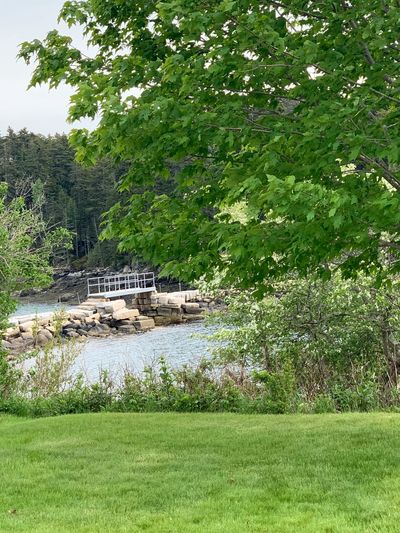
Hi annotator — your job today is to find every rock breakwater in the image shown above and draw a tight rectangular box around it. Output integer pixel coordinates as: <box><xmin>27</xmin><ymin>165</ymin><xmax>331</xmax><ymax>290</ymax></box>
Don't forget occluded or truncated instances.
<box><xmin>2</xmin><ymin>290</ymin><xmax>218</xmax><ymax>355</ymax></box>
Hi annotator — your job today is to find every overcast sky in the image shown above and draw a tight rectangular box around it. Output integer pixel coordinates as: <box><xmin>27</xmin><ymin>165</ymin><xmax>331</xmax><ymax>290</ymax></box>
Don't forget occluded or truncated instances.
<box><xmin>0</xmin><ymin>0</ymin><xmax>90</xmax><ymax>135</ymax></box>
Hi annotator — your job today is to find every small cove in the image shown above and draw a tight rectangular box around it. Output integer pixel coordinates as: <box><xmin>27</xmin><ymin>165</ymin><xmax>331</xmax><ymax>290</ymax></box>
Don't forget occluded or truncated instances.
<box><xmin>15</xmin><ymin>302</ymin><xmax>213</xmax><ymax>381</ymax></box>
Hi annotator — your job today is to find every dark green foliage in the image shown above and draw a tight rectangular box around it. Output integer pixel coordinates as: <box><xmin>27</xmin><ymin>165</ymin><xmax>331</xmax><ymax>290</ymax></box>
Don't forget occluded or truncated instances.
<box><xmin>0</xmin><ymin>129</ymin><xmax>122</xmax><ymax>266</ymax></box>
<box><xmin>19</xmin><ymin>1</ymin><xmax>400</xmax><ymax>289</ymax></box>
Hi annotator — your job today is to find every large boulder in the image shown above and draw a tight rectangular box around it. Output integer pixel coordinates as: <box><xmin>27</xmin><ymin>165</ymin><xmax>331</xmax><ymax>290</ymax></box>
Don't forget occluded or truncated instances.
<box><xmin>39</xmin><ymin>329</ymin><xmax>53</xmax><ymax>341</ymax></box>
<box><xmin>68</xmin><ymin>309</ymin><xmax>91</xmax><ymax>320</ymax></box>
<box><xmin>36</xmin><ymin>332</ymin><xmax>52</xmax><ymax>347</ymax></box>
<box><xmin>98</xmin><ymin>299</ymin><xmax>126</xmax><ymax>314</ymax></box>
<box><xmin>113</xmin><ymin>308</ymin><xmax>140</xmax><ymax>321</ymax></box>
<box><xmin>118</xmin><ymin>325</ymin><xmax>136</xmax><ymax>334</ymax></box>
<box><xmin>154</xmin><ymin>316</ymin><xmax>172</xmax><ymax>327</ymax></box>
<box><xmin>182</xmin><ymin>303</ymin><xmax>203</xmax><ymax>314</ymax></box>
<box><xmin>19</xmin><ymin>321</ymin><xmax>35</xmax><ymax>333</ymax></box>
<box><xmin>133</xmin><ymin>318</ymin><xmax>155</xmax><ymax>331</ymax></box>
<box><xmin>157</xmin><ymin>306</ymin><xmax>172</xmax><ymax>316</ymax></box>
<box><xmin>5</xmin><ymin>327</ymin><xmax>20</xmax><ymax>338</ymax></box>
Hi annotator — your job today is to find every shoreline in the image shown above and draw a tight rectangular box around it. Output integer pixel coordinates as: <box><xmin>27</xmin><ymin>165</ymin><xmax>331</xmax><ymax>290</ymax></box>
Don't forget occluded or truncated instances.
<box><xmin>3</xmin><ymin>290</ymin><xmax>220</xmax><ymax>355</ymax></box>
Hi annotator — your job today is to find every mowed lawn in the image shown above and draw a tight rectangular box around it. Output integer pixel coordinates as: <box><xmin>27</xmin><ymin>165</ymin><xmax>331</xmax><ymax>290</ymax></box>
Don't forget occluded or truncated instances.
<box><xmin>0</xmin><ymin>413</ymin><xmax>400</xmax><ymax>532</ymax></box>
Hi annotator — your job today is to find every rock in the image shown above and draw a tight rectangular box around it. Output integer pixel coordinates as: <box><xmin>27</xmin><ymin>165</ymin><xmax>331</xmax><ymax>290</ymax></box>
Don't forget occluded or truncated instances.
<box><xmin>168</xmin><ymin>297</ymin><xmax>185</xmax><ymax>305</ymax></box>
<box><xmin>182</xmin><ymin>314</ymin><xmax>204</xmax><ymax>322</ymax></box>
<box><xmin>102</xmin><ymin>299</ymin><xmax>127</xmax><ymax>314</ymax></box>
<box><xmin>5</xmin><ymin>327</ymin><xmax>20</xmax><ymax>338</ymax></box>
<box><xmin>96</xmin><ymin>323</ymin><xmax>110</xmax><ymax>332</ymax></box>
<box><xmin>68</xmin><ymin>310</ymin><xmax>90</xmax><ymax>320</ymax></box>
<box><xmin>63</xmin><ymin>322</ymin><xmax>80</xmax><ymax>331</ymax></box>
<box><xmin>133</xmin><ymin>318</ymin><xmax>155</xmax><ymax>331</ymax></box>
<box><xmin>66</xmin><ymin>331</ymin><xmax>80</xmax><ymax>338</ymax></box>
<box><xmin>154</xmin><ymin>316</ymin><xmax>172</xmax><ymax>326</ymax></box>
<box><xmin>77</xmin><ymin>329</ymin><xmax>89</xmax><ymax>337</ymax></box>
<box><xmin>157</xmin><ymin>295</ymin><xmax>169</xmax><ymax>305</ymax></box>
<box><xmin>36</xmin><ymin>333</ymin><xmax>50</xmax><ymax>347</ymax></box>
<box><xmin>78</xmin><ymin>304</ymin><xmax>98</xmax><ymax>312</ymax></box>
<box><xmin>158</xmin><ymin>307</ymin><xmax>172</xmax><ymax>316</ymax></box>
<box><xmin>182</xmin><ymin>302</ymin><xmax>200</xmax><ymax>311</ymax></box>
<box><xmin>19</xmin><ymin>321</ymin><xmax>35</xmax><ymax>333</ymax></box>
<box><xmin>1</xmin><ymin>340</ymin><xmax>12</xmax><ymax>350</ymax></box>
<box><xmin>39</xmin><ymin>329</ymin><xmax>53</xmax><ymax>341</ymax></box>
<box><xmin>118</xmin><ymin>325</ymin><xmax>136</xmax><ymax>334</ymax></box>
<box><xmin>170</xmin><ymin>315</ymin><xmax>184</xmax><ymax>324</ymax></box>
<box><xmin>112</xmin><ymin>308</ymin><xmax>140</xmax><ymax>321</ymax></box>
<box><xmin>58</xmin><ymin>292</ymin><xmax>76</xmax><ymax>302</ymax></box>
<box><xmin>185</xmin><ymin>307</ymin><xmax>205</xmax><ymax>315</ymax></box>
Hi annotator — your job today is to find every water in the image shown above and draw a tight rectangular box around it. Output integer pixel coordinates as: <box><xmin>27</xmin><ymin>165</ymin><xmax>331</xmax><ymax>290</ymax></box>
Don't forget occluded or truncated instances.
<box><xmin>15</xmin><ymin>303</ymin><xmax>215</xmax><ymax>381</ymax></box>
<box><xmin>76</xmin><ymin>322</ymin><xmax>212</xmax><ymax>382</ymax></box>
<box><xmin>13</xmin><ymin>302</ymin><xmax>70</xmax><ymax>318</ymax></box>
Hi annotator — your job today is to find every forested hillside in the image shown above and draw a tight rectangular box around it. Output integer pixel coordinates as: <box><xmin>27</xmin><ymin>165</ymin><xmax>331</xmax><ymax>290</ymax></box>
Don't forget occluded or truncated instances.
<box><xmin>0</xmin><ymin>128</ymin><xmax>126</xmax><ymax>268</ymax></box>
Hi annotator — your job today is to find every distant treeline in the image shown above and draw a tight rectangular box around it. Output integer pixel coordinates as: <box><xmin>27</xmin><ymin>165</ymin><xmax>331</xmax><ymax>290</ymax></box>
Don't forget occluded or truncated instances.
<box><xmin>0</xmin><ymin>128</ymin><xmax>128</xmax><ymax>269</ymax></box>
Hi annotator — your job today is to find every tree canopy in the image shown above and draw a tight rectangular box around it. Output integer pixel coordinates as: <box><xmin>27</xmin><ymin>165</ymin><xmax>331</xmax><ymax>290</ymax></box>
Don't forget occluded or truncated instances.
<box><xmin>20</xmin><ymin>1</ymin><xmax>400</xmax><ymax>289</ymax></box>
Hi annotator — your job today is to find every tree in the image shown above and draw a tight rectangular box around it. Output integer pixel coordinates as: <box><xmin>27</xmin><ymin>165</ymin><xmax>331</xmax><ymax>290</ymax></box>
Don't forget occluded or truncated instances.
<box><xmin>20</xmin><ymin>1</ymin><xmax>400</xmax><ymax>289</ymax></box>
<box><xmin>0</xmin><ymin>130</ymin><xmax>123</xmax><ymax>266</ymax></box>
<box><xmin>0</xmin><ymin>183</ymin><xmax>70</xmax><ymax>331</ymax></box>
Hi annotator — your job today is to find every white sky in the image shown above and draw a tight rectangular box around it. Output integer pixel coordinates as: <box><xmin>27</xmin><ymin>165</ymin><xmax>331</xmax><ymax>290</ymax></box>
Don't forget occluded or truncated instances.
<box><xmin>0</xmin><ymin>0</ymin><xmax>91</xmax><ymax>135</ymax></box>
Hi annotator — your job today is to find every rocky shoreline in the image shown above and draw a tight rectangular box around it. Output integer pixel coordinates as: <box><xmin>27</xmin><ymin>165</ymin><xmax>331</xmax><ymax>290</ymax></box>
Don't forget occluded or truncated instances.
<box><xmin>3</xmin><ymin>290</ymin><xmax>220</xmax><ymax>355</ymax></box>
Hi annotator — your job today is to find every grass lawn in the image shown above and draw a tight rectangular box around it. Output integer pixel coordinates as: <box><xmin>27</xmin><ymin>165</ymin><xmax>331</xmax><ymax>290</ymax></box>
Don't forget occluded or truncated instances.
<box><xmin>0</xmin><ymin>413</ymin><xmax>399</xmax><ymax>532</ymax></box>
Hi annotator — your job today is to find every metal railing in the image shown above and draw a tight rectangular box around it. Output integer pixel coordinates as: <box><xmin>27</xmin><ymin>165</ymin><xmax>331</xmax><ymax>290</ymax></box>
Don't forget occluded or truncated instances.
<box><xmin>87</xmin><ymin>272</ymin><xmax>156</xmax><ymax>297</ymax></box>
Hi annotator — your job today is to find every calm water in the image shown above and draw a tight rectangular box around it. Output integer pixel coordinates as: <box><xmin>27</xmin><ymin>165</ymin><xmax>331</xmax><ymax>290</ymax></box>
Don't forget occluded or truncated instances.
<box><xmin>16</xmin><ymin>303</ymin><xmax>213</xmax><ymax>381</ymax></box>
<box><xmin>13</xmin><ymin>302</ymin><xmax>71</xmax><ymax>317</ymax></box>
<box><xmin>76</xmin><ymin>322</ymin><xmax>212</xmax><ymax>381</ymax></box>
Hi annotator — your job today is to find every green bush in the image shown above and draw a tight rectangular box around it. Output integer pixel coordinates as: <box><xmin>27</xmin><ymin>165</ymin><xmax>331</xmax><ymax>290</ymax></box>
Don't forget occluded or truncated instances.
<box><xmin>207</xmin><ymin>274</ymin><xmax>400</xmax><ymax>411</ymax></box>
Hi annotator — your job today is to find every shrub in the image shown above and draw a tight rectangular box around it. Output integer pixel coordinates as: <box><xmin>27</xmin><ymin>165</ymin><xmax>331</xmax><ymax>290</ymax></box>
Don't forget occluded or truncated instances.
<box><xmin>207</xmin><ymin>274</ymin><xmax>400</xmax><ymax>409</ymax></box>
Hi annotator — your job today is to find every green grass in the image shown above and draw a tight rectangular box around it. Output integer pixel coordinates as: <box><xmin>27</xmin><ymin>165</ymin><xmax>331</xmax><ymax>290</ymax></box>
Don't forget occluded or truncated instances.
<box><xmin>0</xmin><ymin>413</ymin><xmax>400</xmax><ymax>532</ymax></box>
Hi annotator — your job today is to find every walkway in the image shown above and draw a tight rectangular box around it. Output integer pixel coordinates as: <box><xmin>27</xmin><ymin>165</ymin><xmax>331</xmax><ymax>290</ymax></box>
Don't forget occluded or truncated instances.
<box><xmin>87</xmin><ymin>272</ymin><xmax>156</xmax><ymax>298</ymax></box>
